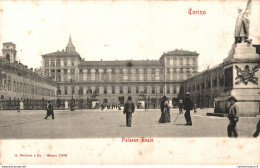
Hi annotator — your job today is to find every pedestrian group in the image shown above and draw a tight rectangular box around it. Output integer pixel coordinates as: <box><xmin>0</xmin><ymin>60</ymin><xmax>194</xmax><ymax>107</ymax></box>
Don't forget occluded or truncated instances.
<box><xmin>43</xmin><ymin>93</ymin><xmax>259</xmax><ymax>138</ymax></box>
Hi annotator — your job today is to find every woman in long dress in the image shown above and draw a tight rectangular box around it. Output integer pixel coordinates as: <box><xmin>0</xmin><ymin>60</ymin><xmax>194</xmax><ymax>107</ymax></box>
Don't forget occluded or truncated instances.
<box><xmin>164</xmin><ymin>98</ymin><xmax>171</xmax><ymax>122</ymax></box>
<box><xmin>159</xmin><ymin>96</ymin><xmax>171</xmax><ymax>123</ymax></box>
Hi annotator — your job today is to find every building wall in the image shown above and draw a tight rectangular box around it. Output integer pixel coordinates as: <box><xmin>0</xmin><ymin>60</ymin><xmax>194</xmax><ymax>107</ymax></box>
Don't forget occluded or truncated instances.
<box><xmin>41</xmin><ymin>38</ymin><xmax>199</xmax><ymax>106</ymax></box>
<box><xmin>0</xmin><ymin>58</ymin><xmax>56</xmax><ymax>101</ymax></box>
<box><xmin>182</xmin><ymin>64</ymin><xmax>225</xmax><ymax>108</ymax></box>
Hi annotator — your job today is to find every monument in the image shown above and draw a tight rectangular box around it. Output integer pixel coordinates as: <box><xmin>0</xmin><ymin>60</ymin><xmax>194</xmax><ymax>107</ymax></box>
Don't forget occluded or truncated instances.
<box><xmin>214</xmin><ymin>0</ymin><xmax>260</xmax><ymax>117</ymax></box>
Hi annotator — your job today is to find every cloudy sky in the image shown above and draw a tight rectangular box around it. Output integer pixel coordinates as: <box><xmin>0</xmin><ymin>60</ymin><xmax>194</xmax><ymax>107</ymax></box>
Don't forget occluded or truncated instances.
<box><xmin>0</xmin><ymin>0</ymin><xmax>259</xmax><ymax>71</ymax></box>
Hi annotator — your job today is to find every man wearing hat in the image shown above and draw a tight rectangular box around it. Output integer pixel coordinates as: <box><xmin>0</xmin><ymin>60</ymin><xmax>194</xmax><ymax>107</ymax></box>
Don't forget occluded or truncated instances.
<box><xmin>227</xmin><ymin>96</ymin><xmax>239</xmax><ymax>137</ymax></box>
<box><xmin>183</xmin><ymin>92</ymin><xmax>194</xmax><ymax>126</ymax></box>
<box><xmin>44</xmin><ymin>100</ymin><xmax>54</xmax><ymax>120</ymax></box>
<box><xmin>123</xmin><ymin>96</ymin><xmax>135</xmax><ymax>127</ymax></box>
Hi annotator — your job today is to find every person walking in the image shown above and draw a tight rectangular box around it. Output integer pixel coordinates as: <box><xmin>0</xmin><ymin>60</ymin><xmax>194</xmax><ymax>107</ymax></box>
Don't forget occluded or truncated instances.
<box><xmin>159</xmin><ymin>96</ymin><xmax>166</xmax><ymax>123</ymax></box>
<box><xmin>123</xmin><ymin>96</ymin><xmax>135</xmax><ymax>127</ymax></box>
<box><xmin>179</xmin><ymin>99</ymin><xmax>183</xmax><ymax>114</ymax></box>
<box><xmin>164</xmin><ymin>97</ymin><xmax>171</xmax><ymax>122</ymax></box>
<box><xmin>145</xmin><ymin>100</ymin><xmax>148</xmax><ymax>111</ymax></box>
<box><xmin>227</xmin><ymin>96</ymin><xmax>239</xmax><ymax>138</ymax></box>
<box><xmin>183</xmin><ymin>92</ymin><xmax>194</xmax><ymax>126</ymax></box>
<box><xmin>44</xmin><ymin>100</ymin><xmax>54</xmax><ymax>120</ymax></box>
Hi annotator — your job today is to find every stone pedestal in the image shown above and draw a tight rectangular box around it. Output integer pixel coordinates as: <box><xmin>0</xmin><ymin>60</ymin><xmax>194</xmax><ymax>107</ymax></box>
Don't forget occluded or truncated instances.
<box><xmin>65</xmin><ymin>101</ymin><xmax>69</xmax><ymax>109</ymax></box>
<box><xmin>214</xmin><ymin>43</ymin><xmax>260</xmax><ymax>116</ymax></box>
<box><xmin>20</xmin><ymin>101</ymin><xmax>24</xmax><ymax>110</ymax></box>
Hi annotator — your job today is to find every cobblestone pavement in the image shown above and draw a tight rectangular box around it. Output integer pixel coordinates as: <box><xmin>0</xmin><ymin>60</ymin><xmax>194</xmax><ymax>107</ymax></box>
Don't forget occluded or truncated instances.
<box><xmin>0</xmin><ymin>108</ymin><xmax>259</xmax><ymax>138</ymax></box>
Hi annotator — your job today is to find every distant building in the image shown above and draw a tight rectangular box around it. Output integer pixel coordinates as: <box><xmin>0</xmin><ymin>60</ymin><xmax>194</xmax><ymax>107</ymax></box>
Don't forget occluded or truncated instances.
<box><xmin>0</xmin><ymin>42</ymin><xmax>56</xmax><ymax>110</ymax></box>
<box><xmin>41</xmin><ymin>36</ymin><xmax>199</xmax><ymax>107</ymax></box>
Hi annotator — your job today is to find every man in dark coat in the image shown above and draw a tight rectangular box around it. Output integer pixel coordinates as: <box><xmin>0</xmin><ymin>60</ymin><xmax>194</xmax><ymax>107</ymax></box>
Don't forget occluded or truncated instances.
<box><xmin>123</xmin><ymin>96</ymin><xmax>135</xmax><ymax>127</ymax></box>
<box><xmin>44</xmin><ymin>100</ymin><xmax>54</xmax><ymax>120</ymax></box>
<box><xmin>227</xmin><ymin>96</ymin><xmax>239</xmax><ymax>137</ymax></box>
<box><xmin>183</xmin><ymin>92</ymin><xmax>194</xmax><ymax>126</ymax></box>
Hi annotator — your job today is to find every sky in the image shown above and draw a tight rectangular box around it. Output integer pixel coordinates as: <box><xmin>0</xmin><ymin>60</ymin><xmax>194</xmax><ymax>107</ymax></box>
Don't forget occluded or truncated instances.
<box><xmin>0</xmin><ymin>0</ymin><xmax>259</xmax><ymax>71</ymax></box>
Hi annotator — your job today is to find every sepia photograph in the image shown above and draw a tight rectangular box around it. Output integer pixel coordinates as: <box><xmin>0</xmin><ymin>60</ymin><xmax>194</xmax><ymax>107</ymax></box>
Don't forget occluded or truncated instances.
<box><xmin>0</xmin><ymin>0</ymin><xmax>259</xmax><ymax>166</ymax></box>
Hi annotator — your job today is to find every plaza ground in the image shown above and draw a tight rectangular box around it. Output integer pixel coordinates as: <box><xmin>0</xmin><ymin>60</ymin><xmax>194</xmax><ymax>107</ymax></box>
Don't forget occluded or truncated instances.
<box><xmin>0</xmin><ymin>108</ymin><xmax>259</xmax><ymax>139</ymax></box>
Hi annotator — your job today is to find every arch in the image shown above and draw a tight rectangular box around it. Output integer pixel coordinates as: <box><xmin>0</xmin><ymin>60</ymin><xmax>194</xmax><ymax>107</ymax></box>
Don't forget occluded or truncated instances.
<box><xmin>6</xmin><ymin>54</ymin><xmax>10</xmax><ymax>62</ymax></box>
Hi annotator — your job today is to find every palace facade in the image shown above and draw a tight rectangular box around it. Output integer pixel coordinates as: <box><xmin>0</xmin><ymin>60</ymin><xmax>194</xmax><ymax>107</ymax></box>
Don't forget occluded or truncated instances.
<box><xmin>41</xmin><ymin>36</ymin><xmax>199</xmax><ymax>107</ymax></box>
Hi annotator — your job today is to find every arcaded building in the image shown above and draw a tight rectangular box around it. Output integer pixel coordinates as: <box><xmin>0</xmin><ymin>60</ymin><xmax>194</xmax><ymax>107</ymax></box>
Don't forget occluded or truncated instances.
<box><xmin>182</xmin><ymin>64</ymin><xmax>224</xmax><ymax>108</ymax></box>
<box><xmin>182</xmin><ymin>44</ymin><xmax>260</xmax><ymax>109</ymax></box>
<box><xmin>0</xmin><ymin>42</ymin><xmax>56</xmax><ymax>110</ymax></box>
<box><xmin>41</xmin><ymin>36</ymin><xmax>199</xmax><ymax>107</ymax></box>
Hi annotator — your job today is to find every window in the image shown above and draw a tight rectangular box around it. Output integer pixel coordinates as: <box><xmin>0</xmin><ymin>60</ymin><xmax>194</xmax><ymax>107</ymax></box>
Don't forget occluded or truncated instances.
<box><xmin>57</xmin><ymin>87</ymin><xmax>61</xmax><ymax>95</ymax></box>
<box><xmin>192</xmin><ymin>58</ymin><xmax>196</xmax><ymax>65</ymax></box>
<box><xmin>120</xmin><ymin>86</ymin><xmax>123</xmax><ymax>94</ymax></box>
<box><xmin>104</xmin><ymin>86</ymin><xmax>107</xmax><ymax>94</ymax></box>
<box><xmin>8</xmin><ymin>80</ymin><xmax>11</xmax><ymax>91</ymax></box>
<box><xmin>160</xmin><ymin>85</ymin><xmax>163</xmax><ymax>94</ymax></box>
<box><xmin>51</xmin><ymin>60</ymin><xmax>55</xmax><ymax>67</ymax></box>
<box><xmin>78</xmin><ymin>87</ymin><xmax>83</xmax><ymax>96</ymax></box>
<box><xmin>128</xmin><ymin>86</ymin><xmax>131</xmax><ymax>94</ymax></box>
<box><xmin>65</xmin><ymin>86</ymin><xmax>68</xmax><ymax>95</ymax></box>
<box><xmin>144</xmin><ymin>86</ymin><xmax>147</xmax><ymax>94</ymax></box>
<box><xmin>64</xmin><ymin>60</ymin><xmax>67</xmax><ymax>66</ymax></box>
<box><xmin>112</xmin><ymin>86</ymin><xmax>115</xmax><ymax>94</ymax></box>
<box><xmin>57</xmin><ymin>76</ymin><xmax>61</xmax><ymax>81</ymax></box>
<box><xmin>136</xmin><ymin>86</ymin><xmax>139</xmax><ymax>94</ymax></box>
<box><xmin>71</xmin><ymin>60</ymin><xmax>75</xmax><ymax>66</ymax></box>
<box><xmin>45</xmin><ymin>60</ymin><xmax>49</xmax><ymax>67</ymax></box>
<box><xmin>152</xmin><ymin>86</ymin><xmax>155</xmax><ymax>94</ymax></box>
<box><xmin>174</xmin><ymin>86</ymin><xmax>177</xmax><ymax>94</ymax></box>
<box><xmin>180</xmin><ymin>58</ymin><xmax>183</xmax><ymax>65</ymax></box>
<box><xmin>167</xmin><ymin>85</ymin><xmax>170</xmax><ymax>94</ymax></box>
<box><xmin>56</xmin><ymin>59</ymin><xmax>60</xmax><ymax>67</ymax></box>
<box><xmin>87</xmin><ymin>88</ymin><xmax>92</xmax><ymax>94</ymax></box>
<box><xmin>72</xmin><ymin>86</ymin><xmax>75</xmax><ymax>94</ymax></box>
<box><xmin>186</xmin><ymin>58</ymin><xmax>190</xmax><ymax>65</ymax></box>
<box><xmin>13</xmin><ymin>81</ymin><xmax>16</xmax><ymax>92</ymax></box>
<box><xmin>144</xmin><ymin>69</ymin><xmax>147</xmax><ymax>81</ymax></box>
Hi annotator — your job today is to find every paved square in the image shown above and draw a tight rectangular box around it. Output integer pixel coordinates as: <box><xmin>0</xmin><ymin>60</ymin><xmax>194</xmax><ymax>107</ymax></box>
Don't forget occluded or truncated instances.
<box><xmin>0</xmin><ymin>108</ymin><xmax>259</xmax><ymax>138</ymax></box>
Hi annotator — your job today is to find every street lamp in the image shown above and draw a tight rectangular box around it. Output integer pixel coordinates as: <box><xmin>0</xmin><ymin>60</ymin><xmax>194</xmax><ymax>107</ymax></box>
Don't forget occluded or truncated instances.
<box><xmin>70</xmin><ymin>78</ymin><xmax>75</xmax><ymax>111</ymax></box>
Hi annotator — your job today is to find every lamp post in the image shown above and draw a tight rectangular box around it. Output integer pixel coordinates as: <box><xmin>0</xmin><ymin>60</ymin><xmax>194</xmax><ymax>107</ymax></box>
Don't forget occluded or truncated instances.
<box><xmin>70</xmin><ymin>78</ymin><xmax>75</xmax><ymax>111</ymax></box>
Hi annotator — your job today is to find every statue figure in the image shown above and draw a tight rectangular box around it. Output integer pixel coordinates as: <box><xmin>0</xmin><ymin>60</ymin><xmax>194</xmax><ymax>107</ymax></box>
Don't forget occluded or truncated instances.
<box><xmin>234</xmin><ymin>0</ymin><xmax>252</xmax><ymax>44</ymax></box>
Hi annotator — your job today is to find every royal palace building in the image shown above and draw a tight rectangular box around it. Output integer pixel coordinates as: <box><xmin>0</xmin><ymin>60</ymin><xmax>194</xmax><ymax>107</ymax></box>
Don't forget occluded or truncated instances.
<box><xmin>0</xmin><ymin>42</ymin><xmax>56</xmax><ymax>110</ymax></box>
<box><xmin>41</xmin><ymin>36</ymin><xmax>199</xmax><ymax>108</ymax></box>
<box><xmin>182</xmin><ymin>44</ymin><xmax>260</xmax><ymax>109</ymax></box>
